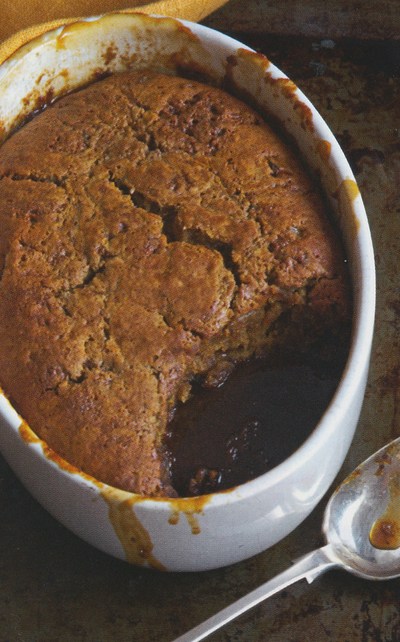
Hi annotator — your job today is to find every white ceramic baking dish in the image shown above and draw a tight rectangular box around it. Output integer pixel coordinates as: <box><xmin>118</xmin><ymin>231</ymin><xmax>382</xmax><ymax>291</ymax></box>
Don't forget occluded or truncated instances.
<box><xmin>0</xmin><ymin>13</ymin><xmax>375</xmax><ymax>572</ymax></box>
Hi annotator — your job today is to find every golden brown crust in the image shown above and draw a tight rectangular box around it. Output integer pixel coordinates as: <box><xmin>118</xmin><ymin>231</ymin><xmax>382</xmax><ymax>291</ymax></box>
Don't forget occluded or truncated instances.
<box><xmin>0</xmin><ymin>71</ymin><xmax>350</xmax><ymax>495</ymax></box>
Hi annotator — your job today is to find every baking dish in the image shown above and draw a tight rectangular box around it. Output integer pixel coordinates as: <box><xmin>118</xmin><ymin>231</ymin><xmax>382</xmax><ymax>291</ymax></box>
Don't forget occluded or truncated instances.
<box><xmin>0</xmin><ymin>13</ymin><xmax>375</xmax><ymax>571</ymax></box>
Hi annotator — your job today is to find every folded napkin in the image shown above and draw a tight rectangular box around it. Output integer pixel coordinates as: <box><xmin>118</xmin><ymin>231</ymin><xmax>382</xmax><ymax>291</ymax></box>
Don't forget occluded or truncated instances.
<box><xmin>0</xmin><ymin>0</ymin><xmax>227</xmax><ymax>63</ymax></box>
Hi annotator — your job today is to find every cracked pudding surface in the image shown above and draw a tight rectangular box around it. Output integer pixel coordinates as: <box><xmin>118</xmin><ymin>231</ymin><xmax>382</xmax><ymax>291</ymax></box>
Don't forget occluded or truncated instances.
<box><xmin>0</xmin><ymin>71</ymin><xmax>350</xmax><ymax>496</ymax></box>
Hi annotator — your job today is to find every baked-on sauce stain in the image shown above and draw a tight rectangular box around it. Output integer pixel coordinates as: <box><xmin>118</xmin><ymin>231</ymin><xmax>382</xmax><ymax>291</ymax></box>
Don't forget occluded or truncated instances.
<box><xmin>164</xmin><ymin>352</ymin><xmax>346</xmax><ymax>497</ymax></box>
<box><xmin>317</xmin><ymin>139</ymin><xmax>332</xmax><ymax>162</ymax></box>
<box><xmin>335</xmin><ymin>178</ymin><xmax>361</xmax><ymax>238</ymax></box>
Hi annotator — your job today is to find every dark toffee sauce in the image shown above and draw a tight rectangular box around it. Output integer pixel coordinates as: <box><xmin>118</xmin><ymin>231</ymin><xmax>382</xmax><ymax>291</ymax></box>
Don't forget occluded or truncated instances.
<box><xmin>164</xmin><ymin>349</ymin><xmax>347</xmax><ymax>497</ymax></box>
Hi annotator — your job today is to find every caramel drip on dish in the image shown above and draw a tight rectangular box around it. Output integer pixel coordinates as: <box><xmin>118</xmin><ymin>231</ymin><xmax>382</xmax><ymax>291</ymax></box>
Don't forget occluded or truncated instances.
<box><xmin>102</xmin><ymin>491</ymin><xmax>166</xmax><ymax>571</ymax></box>
<box><xmin>167</xmin><ymin>495</ymin><xmax>211</xmax><ymax>534</ymax></box>
<box><xmin>339</xmin><ymin>178</ymin><xmax>360</xmax><ymax>203</ymax></box>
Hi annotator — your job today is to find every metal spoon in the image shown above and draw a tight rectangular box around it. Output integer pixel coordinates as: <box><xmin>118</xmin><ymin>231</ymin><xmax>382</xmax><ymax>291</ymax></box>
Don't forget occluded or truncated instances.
<box><xmin>173</xmin><ymin>437</ymin><xmax>400</xmax><ymax>642</ymax></box>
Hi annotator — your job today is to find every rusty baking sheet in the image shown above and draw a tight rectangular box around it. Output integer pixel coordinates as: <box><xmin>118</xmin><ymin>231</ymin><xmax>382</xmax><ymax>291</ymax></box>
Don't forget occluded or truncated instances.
<box><xmin>206</xmin><ymin>0</ymin><xmax>400</xmax><ymax>40</ymax></box>
<box><xmin>0</xmin><ymin>23</ymin><xmax>399</xmax><ymax>642</ymax></box>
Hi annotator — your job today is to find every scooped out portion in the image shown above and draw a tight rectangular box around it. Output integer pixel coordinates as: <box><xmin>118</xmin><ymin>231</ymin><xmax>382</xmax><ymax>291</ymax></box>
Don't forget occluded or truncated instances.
<box><xmin>165</xmin><ymin>349</ymin><xmax>348</xmax><ymax>497</ymax></box>
<box><xmin>0</xmin><ymin>70</ymin><xmax>351</xmax><ymax>497</ymax></box>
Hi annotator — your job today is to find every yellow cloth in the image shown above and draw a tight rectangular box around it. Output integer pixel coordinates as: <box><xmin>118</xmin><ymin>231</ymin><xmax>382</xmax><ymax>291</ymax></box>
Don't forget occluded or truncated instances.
<box><xmin>0</xmin><ymin>0</ymin><xmax>227</xmax><ymax>63</ymax></box>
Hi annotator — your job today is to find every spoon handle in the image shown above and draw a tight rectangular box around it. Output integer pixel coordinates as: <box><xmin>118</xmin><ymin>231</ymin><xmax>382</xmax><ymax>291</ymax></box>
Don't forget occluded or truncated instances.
<box><xmin>173</xmin><ymin>545</ymin><xmax>338</xmax><ymax>642</ymax></box>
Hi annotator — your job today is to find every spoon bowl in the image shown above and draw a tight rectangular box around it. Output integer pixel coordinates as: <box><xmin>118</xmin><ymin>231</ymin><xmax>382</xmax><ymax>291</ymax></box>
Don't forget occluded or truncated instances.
<box><xmin>325</xmin><ymin>436</ymin><xmax>400</xmax><ymax>580</ymax></box>
<box><xmin>174</xmin><ymin>437</ymin><xmax>400</xmax><ymax>642</ymax></box>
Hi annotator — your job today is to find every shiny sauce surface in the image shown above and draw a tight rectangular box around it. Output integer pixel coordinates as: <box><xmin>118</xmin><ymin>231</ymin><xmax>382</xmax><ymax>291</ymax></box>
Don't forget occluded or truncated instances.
<box><xmin>164</xmin><ymin>352</ymin><xmax>345</xmax><ymax>497</ymax></box>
